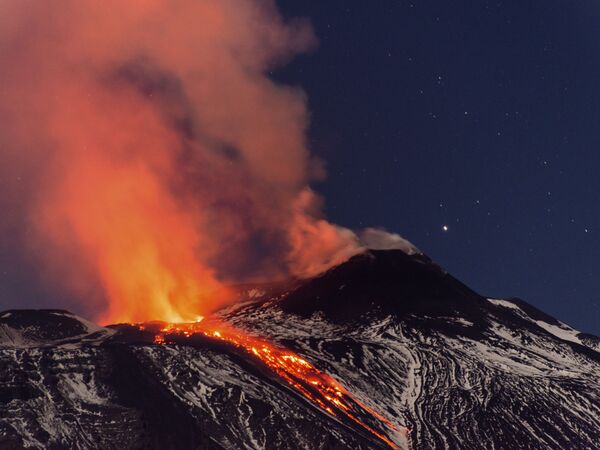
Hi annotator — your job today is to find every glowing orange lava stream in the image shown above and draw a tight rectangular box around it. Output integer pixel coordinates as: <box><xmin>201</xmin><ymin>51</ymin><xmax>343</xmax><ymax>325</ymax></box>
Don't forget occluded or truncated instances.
<box><xmin>136</xmin><ymin>319</ymin><xmax>403</xmax><ymax>449</ymax></box>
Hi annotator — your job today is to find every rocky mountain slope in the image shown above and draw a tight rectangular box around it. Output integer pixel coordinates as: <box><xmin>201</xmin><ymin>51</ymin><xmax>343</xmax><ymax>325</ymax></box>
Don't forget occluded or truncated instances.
<box><xmin>1</xmin><ymin>250</ymin><xmax>599</xmax><ymax>449</ymax></box>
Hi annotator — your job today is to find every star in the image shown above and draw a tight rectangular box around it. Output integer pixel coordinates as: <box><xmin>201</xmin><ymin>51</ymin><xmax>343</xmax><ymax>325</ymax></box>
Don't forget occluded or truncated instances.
<box><xmin>442</xmin><ymin>225</ymin><xmax>449</xmax><ymax>232</ymax></box>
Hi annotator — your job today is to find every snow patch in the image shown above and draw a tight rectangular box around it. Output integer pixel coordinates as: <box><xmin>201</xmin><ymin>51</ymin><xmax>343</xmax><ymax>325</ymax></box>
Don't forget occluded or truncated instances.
<box><xmin>0</xmin><ymin>324</ymin><xmax>31</xmax><ymax>347</ymax></box>
<box><xmin>535</xmin><ymin>320</ymin><xmax>583</xmax><ymax>345</ymax></box>
<box><xmin>59</xmin><ymin>372</ymin><xmax>107</xmax><ymax>405</ymax></box>
<box><xmin>488</xmin><ymin>298</ymin><xmax>523</xmax><ymax>312</ymax></box>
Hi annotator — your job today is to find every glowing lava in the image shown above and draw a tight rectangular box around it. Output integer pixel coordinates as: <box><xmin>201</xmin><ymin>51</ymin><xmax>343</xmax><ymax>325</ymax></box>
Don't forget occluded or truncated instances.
<box><xmin>140</xmin><ymin>319</ymin><xmax>403</xmax><ymax>449</ymax></box>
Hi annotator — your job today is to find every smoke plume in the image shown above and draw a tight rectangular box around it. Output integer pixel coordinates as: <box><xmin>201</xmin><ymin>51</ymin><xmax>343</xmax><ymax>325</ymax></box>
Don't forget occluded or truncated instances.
<box><xmin>360</xmin><ymin>228</ymin><xmax>420</xmax><ymax>255</ymax></box>
<box><xmin>0</xmin><ymin>0</ymin><xmax>366</xmax><ymax>323</ymax></box>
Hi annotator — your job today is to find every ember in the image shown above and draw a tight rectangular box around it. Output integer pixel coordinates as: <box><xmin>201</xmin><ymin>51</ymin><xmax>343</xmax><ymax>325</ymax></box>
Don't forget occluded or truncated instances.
<box><xmin>138</xmin><ymin>319</ymin><xmax>403</xmax><ymax>449</ymax></box>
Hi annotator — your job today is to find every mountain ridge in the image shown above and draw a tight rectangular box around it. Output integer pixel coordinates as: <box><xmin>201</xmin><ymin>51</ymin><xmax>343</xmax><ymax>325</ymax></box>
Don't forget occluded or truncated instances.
<box><xmin>1</xmin><ymin>249</ymin><xmax>599</xmax><ymax>449</ymax></box>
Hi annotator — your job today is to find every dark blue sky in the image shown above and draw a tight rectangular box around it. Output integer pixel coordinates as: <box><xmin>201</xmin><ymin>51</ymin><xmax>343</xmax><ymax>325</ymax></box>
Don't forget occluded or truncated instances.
<box><xmin>276</xmin><ymin>0</ymin><xmax>600</xmax><ymax>334</ymax></box>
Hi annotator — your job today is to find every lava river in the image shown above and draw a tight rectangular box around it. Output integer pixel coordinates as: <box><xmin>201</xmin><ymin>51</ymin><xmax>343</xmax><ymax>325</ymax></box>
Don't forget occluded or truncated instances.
<box><xmin>132</xmin><ymin>319</ymin><xmax>404</xmax><ymax>449</ymax></box>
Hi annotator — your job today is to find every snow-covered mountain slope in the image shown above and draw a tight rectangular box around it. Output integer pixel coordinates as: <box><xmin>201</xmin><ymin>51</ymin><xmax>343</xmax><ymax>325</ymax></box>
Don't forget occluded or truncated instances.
<box><xmin>0</xmin><ymin>310</ymin><xmax>114</xmax><ymax>348</ymax></box>
<box><xmin>1</xmin><ymin>250</ymin><xmax>599</xmax><ymax>449</ymax></box>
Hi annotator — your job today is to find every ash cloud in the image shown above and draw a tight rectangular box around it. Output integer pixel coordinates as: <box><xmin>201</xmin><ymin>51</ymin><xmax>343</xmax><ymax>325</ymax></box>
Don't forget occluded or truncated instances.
<box><xmin>0</xmin><ymin>0</ymin><xmax>364</xmax><ymax>322</ymax></box>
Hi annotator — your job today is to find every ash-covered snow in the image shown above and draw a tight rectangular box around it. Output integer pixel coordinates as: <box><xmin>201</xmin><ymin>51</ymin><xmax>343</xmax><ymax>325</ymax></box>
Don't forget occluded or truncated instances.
<box><xmin>1</xmin><ymin>251</ymin><xmax>599</xmax><ymax>449</ymax></box>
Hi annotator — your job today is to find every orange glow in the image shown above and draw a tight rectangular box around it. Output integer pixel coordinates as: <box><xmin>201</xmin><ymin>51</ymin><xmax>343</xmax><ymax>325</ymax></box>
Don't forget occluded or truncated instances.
<box><xmin>0</xmin><ymin>0</ymin><xmax>366</xmax><ymax>323</ymax></box>
<box><xmin>2</xmin><ymin>3</ymin><xmax>402</xmax><ymax>444</ymax></box>
<box><xmin>0</xmin><ymin>3</ymin><xmax>401</xmax><ymax>443</ymax></box>
<box><xmin>140</xmin><ymin>319</ymin><xmax>403</xmax><ymax>449</ymax></box>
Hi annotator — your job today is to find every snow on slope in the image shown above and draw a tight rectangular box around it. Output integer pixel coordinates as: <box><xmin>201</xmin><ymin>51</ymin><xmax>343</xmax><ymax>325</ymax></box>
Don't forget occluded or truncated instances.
<box><xmin>222</xmin><ymin>292</ymin><xmax>600</xmax><ymax>450</ymax></box>
<box><xmin>1</xmin><ymin>251</ymin><xmax>600</xmax><ymax>449</ymax></box>
<box><xmin>488</xmin><ymin>298</ymin><xmax>588</xmax><ymax>347</ymax></box>
<box><xmin>0</xmin><ymin>310</ymin><xmax>114</xmax><ymax>348</ymax></box>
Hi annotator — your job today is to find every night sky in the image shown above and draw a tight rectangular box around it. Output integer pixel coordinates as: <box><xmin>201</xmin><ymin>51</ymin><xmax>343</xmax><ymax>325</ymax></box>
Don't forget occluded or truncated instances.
<box><xmin>276</xmin><ymin>1</ymin><xmax>600</xmax><ymax>334</ymax></box>
<box><xmin>2</xmin><ymin>1</ymin><xmax>600</xmax><ymax>335</ymax></box>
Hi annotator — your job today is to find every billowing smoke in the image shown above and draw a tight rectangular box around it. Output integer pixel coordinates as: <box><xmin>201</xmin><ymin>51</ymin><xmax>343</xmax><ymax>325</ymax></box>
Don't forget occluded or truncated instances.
<box><xmin>360</xmin><ymin>228</ymin><xmax>420</xmax><ymax>255</ymax></box>
<box><xmin>0</xmin><ymin>0</ymin><xmax>369</xmax><ymax>323</ymax></box>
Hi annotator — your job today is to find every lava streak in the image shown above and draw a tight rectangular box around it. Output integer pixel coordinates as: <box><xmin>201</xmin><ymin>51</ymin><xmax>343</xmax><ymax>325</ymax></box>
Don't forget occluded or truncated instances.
<box><xmin>145</xmin><ymin>319</ymin><xmax>402</xmax><ymax>449</ymax></box>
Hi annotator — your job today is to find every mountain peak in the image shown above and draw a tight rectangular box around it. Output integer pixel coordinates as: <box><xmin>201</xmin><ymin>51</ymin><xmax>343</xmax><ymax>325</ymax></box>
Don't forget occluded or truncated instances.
<box><xmin>1</xmin><ymin>250</ymin><xmax>600</xmax><ymax>449</ymax></box>
<box><xmin>279</xmin><ymin>248</ymin><xmax>485</xmax><ymax>323</ymax></box>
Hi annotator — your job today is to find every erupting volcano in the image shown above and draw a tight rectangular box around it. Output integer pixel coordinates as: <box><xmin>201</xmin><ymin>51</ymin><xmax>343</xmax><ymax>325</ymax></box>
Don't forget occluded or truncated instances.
<box><xmin>2</xmin><ymin>0</ymin><xmax>600</xmax><ymax>449</ymax></box>
<box><xmin>3</xmin><ymin>251</ymin><xmax>600</xmax><ymax>449</ymax></box>
<box><xmin>0</xmin><ymin>2</ymin><xmax>415</xmax><ymax>447</ymax></box>
<box><xmin>0</xmin><ymin>0</ymin><xmax>368</xmax><ymax>325</ymax></box>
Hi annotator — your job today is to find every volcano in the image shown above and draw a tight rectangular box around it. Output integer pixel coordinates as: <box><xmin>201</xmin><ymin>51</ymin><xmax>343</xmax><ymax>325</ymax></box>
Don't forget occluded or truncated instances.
<box><xmin>1</xmin><ymin>249</ymin><xmax>600</xmax><ymax>449</ymax></box>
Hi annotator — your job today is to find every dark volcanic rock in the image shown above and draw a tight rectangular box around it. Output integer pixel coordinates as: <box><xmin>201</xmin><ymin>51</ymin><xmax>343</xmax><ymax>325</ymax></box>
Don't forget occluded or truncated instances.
<box><xmin>0</xmin><ymin>310</ymin><xmax>88</xmax><ymax>341</ymax></box>
<box><xmin>279</xmin><ymin>250</ymin><xmax>486</xmax><ymax>323</ymax></box>
<box><xmin>1</xmin><ymin>250</ymin><xmax>600</xmax><ymax>449</ymax></box>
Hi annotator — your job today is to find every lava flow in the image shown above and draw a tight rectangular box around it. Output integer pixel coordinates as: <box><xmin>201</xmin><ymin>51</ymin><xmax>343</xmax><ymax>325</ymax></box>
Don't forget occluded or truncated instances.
<box><xmin>140</xmin><ymin>319</ymin><xmax>403</xmax><ymax>449</ymax></box>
